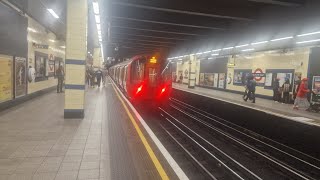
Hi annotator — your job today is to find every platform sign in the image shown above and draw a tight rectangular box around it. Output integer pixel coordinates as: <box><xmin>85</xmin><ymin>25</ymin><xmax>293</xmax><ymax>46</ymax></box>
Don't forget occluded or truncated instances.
<box><xmin>0</xmin><ymin>55</ymin><xmax>13</xmax><ymax>102</ymax></box>
<box><xmin>312</xmin><ymin>76</ymin><xmax>320</xmax><ymax>103</ymax></box>
<box><xmin>14</xmin><ymin>57</ymin><xmax>27</xmax><ymax>98</ymax></box>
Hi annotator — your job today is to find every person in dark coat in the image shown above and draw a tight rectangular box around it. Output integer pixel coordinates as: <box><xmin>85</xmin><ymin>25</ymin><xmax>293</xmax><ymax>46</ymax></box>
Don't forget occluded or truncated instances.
<box><xmin>282</xmin><ymin>78</ymin><xmax>292</xmax><ymax>104</ymax></box>
<box><xmin>244</xmin><ymin>75</ymin><xmax>256</xmax><ymax>103</ymax></box>
<box><xmin>273</xmin><ymin>78</ymin><xmax>281</xmax><ymax>102</ymax></box>
<box><xmin>95</xmin><ymin>69</ymin><xmax>103</xmax><ymax>88</ymax></box>
<box><xmin>56</xmin><ymin>65</ymin><xmax>64</xmax><ymax>93</ymax></box>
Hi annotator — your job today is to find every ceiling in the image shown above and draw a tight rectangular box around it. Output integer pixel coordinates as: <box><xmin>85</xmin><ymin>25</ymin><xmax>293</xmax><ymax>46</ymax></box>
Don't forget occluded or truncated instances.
<box><xmin>8</xmin><ymin>0</ymin><xmax>320</xmax><ymax>59</ymax></box>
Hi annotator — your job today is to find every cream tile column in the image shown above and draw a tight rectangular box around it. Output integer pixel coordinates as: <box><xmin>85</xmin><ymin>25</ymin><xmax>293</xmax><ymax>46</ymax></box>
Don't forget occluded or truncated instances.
<box><xmin>93</xmin><ymin>47</ymin><xmax>102</xmax><ymax>68</ymax></box>
<box><xmin>188</xmin><ymin>55</ymin><xmax>196</xmax><ymax>89</ymax></box>
<box><xmin>64</xmin><ymin>0</ymin><xmax>87</xmax><ymax>118</ymax></box>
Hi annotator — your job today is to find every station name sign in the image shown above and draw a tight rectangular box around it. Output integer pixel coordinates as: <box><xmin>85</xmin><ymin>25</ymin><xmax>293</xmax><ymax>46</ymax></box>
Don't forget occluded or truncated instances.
<box><xmin>32</xmin><ymin>42</ymin><xmax>49</xmax><ymax>49</ymax></box>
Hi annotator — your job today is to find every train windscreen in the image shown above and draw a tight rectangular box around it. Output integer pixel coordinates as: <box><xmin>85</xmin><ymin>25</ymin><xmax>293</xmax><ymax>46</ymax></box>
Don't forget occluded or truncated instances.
<box><xmin>131</xmin><ymin>58</ymin><xmax>146</xmax><ymax>83</ymax></box>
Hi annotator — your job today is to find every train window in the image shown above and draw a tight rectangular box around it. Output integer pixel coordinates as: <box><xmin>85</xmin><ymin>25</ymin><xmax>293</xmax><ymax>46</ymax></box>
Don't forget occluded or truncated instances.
<box><xmin>148</xmin><ymin>68</ymin><xmax>157</xmax><ymax>87</ymax></box>
<box><xmin>131</xmin><ymin>58</ymin><xmax>146</xmax><ymax>83</ymax></box>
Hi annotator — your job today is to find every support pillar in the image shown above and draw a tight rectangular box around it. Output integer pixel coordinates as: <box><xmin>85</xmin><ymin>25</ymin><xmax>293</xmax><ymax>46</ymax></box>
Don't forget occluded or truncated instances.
<box><xmin>188</xmin><ymin>55</ymin><xmax>196</xmax><ymax>89</ymax></box>
<box><xmin>93</xmin><ymin>48</ymin><xmax>102</xmax><ymax>68</ymax></box>
<box><xmin>64</xmin><ymin>0</ymin><xmax>87</xmax><ymax>118</ymax></box>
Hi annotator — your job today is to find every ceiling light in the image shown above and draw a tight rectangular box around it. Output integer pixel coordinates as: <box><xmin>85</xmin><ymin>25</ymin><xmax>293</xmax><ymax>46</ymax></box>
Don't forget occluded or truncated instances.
<box><xmin>223</xmin><ymin>47</ymin><xmax>234</xmax><ymax>50</ymax></box>
<box><xmin>204</xmin><ymin>51</ymin><xmax>211</xmax><ymax>54</ymax></box>
<box><xmin>296</xmin><ymin>39</ymin><xmax>320</xmax><ymax>44</ymax></box>
<box><xmin>60</xmin><ymin>46</ymin><xmax>66</xmax><ymax>49</ymax></box>
<box><xmin>235</xmin><ymin>44</ymin><xmax>249</xmax><ymax>48</ymax></box>
<box><xmin>183</xmin><ymin>55</ymin><xmax>188</xmax><ymax>57</ymax></box>
<box><xmin>178</xmin><ymin>58</ymin><xmax>182</xmax><ymax>60</ymax></box>
<box><xmin>97</xmin><ymin>24</ymin><xmax>101</xmax><ymax>31</ymax></box>
<box><xmin>189</xmin><ymin>54</ymin><xmax>195</xmax><ymax>56</ymax></box>
<box><xmin>178</xmin><ymin>56</ymin><xmax>183</xmax><ymax>58</ymax></box>
<box><xmin>196</xmin><ymin>52</ymin><xmax>203</xmax><ymax>55</ymax></box>
<box><xmin>211</xmin><ymin>53</ymin><xmax>219</xmax><ymax>56</ymax></box>
<box><xmin>242</xmin><ymin>48</ymin><xmax>254</xmax><ymax>52</ymax></box>
<box><xmin>270</xmin><ymin>36</ymin><xmax>293</xmax><ymax>42</ymax></box>
<box><xmin>47</xmin><ymin>9</ymin><xmax>59</xmax><ymax>19</ymax></box>
<box><xmin>208</xmin><ymin>57</ymin><xmax>213</xmax><ymax>60</ymax></box>
<box><xmin>95</xmin><ymin>15</ymin><xmax>100</xmax><ymax>23</ymax></box>
<box><xmin>92</xmin><ymin>2</ymin><xmax>99</xmax><ymax>14</ymax></box>
<box><xmin>297</xmin><ymin>31</ymin><xmax>320</xmax><ymax>37</ymax></box>
<box><xmin>211</xmin><ymin>49</ymin><xmax>221</xmax><ymax>52</ymax></box>
<box><xmin>27</xmin><ymin>27</ymin><xmax>37</xmax><ymax>33</ymax></box>
<box><xmin>49</xmin><ymin>39</ymin><xmax>55</xmax><ymax>42</ymax></box>
<box><xmin>251</xmin><ymin>41</ymin><xmax>268</xmax><ymax>45</ymax></box>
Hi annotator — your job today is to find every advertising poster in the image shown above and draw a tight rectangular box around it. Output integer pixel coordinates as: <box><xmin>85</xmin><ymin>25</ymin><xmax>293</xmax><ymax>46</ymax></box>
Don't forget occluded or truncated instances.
<box><xmin>233</xmin><ymin>70</ymin><xmax>251</xmax><ymax>85</ymax></box>
<box><xmin>48</xmin><ymin>60</ymin><xmax>55</xmax><ymax>77</ymax></box>
<box><xmin>204</xmin><ymin>73</ymin><xmax>214</xmax><ymax>87</ymax></box>
<box><xmin>218</xmin><ymin>73</ymin><xmax>225</xmax><ymax>89</ymax></box>
<box><xmin>214</xmin><ymin>73</ymin><xmax>219</xmax><ymax>88</ymax></box>
<box><xmin>35</xmin><ymin>56</ymin><xmax>46</xmax><ymax>78</ymax></box>
<box><xmin>0</xmin><ymin>55</ymin><xmax>13</xmax><ymax>102</ymax></box>
<box><xmin>14</xmin><ymin>57</ymin><xmax>27</xmax><ymax>97</ymax></box>
<box><xmin>312</xmin><ymin>76</ymin><xmax>320</xmax><ymax>102</ymax></box>
<box><xmin>199</xmin><ymin>73</ymin><xmax>204</xmax><ymax>86</ymax></box>
<box><xmin>277</xmin><ymin>73</ymin><xmax>292</xmax><ymax>87</ymax></box>
<box><xmin>265</xmin><ymin>73</ymin><xmax>273</xmax><ymax>87</ymax></box>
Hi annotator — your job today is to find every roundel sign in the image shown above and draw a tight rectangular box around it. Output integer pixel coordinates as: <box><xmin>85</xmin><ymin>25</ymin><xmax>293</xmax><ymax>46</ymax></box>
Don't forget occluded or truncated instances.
<box><xmin>253</xmin><ymin>68</ymin><xmax>264</xmax><ymax>81</ymax></box>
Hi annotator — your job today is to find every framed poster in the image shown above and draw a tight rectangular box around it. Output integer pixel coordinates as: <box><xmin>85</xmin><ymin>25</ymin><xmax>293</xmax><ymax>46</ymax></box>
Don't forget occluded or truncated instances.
<box><xmin>0</xmin><ymin>55</ymin><xmax>13</xmax><ymax>102</ymax></box>
<box><xmin>204</xmin><ymin>73</ymin><xmax>214</xmax><ymax>87</ymax></box>
<box><xmin>199</xmin><ymin>73</ymin><xmax>204</xmax><ymax>86</ymax></box>
<box><xmin>311</xmin><ymin>76</ymin><xmax>320</xmax><ymax>103</ymax></box>
<box><xmin>35</xmin><ymin>51</ymin><xmax>48</xmax><ymax>82</ymax></box>
<box><xmin>233</xmin><ymin>69</ymin><xmax>251</xmax><ymax>86</ymax></box>
<box><xmin>264</xmin><ymin>69</ymin><xmax>294</xmax><ymax>89</ymax></box>
<box><xmin>14</xmin><ymin>57</ymin><xmax>27</xmax><ymax>97</ymax></box>
<box><xmin>218</xmin><ymin>73</ymin><xmax>226</xmax><ymax>89</ymax></box>
<box><xmin>213</xmin><ymin>73</ymin><xmax>219</xmax><ymax>88</ymax></box>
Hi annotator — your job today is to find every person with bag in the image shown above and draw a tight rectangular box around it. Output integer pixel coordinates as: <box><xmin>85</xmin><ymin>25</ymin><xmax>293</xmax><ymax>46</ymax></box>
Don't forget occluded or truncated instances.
<box><xmin>293</xmin><ymin>78</ymin><xmax>310</xmax><ymax>110</ymax></box>
<box><xmin>282</xmin><ymin>78</ymin><xmax>292</xmax><ymax>104</ymax></box>
<box><xmin>273</xmin><ymin>78</ymin><xmax>281</xmax><ymax>102</ymax></box>
<box><xmin>244</xmin><ymin>75</ymin><xmax>256</xmax><ymax>103</ymax></box>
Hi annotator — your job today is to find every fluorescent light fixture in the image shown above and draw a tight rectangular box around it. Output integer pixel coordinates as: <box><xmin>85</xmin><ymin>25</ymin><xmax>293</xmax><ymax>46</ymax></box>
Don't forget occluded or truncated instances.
<box><xmin>251</xmin><ymin>41</ymin><xmax>268</xmax><ymax>45</ymax></box>
<box><xmin>100</xmin><ymin>43</ymin><xmax>104</xmax><ymax>60</ymax></box>
<box><xmin>297</xmin><ymin>31</ymin><xmax>320</xmax><ymax>37</ymax></box>
<box><xmin>223</xmin><ymin>47</ymin><xmax>234</xmax><ymax>50</ymax></box>
<box><xmin>96</xmin><ymin>24</ymin><xmax>101</xmax><ymax>31</ymax></box>
<box><xmin>270</xmin><ymin>36</ymin><xmax>293</xmax><ymax>42</ymax></box>
<box><xmin>235</xmin><ymin>44</ymin><xmax>249</xmax><ymax>48</ymax></box>
<box><xmin>178</xmin><ymin>56</ymin><xmax>183</xmax><ymax>58</ymax></box>
<box><xmin>98</xmin><ymin>30</ymin><xmax>101</xmax><ymax>35</ymax></box>
<box><xmin>178</xmin><ymin>59</ymin><xmax>183</xmax><ymax>60</ymax></box>
<box><xmin>211</xmin><ymin>53</ymin><xmax>219</xmax><ymax>56</ymax></box>
<box><xmin>296</xmin><ymin>39</ymin><xmax>320</xmax><ymax>44</ymax></box>
<box><xmin>204</xmin><ymin>51</ymin><xmax>211</xmax><ymax>54</ymax></box>
<box><xmin>95</xmin><ymin>15</ymin><xmax>100</xmax><ymax>23</ymax></box>
<box><xmin>211</xmin><ymin>49</ymin><xmax>221</xmax><ymax>52</ymax></box>
<box><xmin>27</xmin><ymin>27</ymin><xmax>37</xmax><ymax>33</ymax></box>
<box><xmin>60</xmin><ymin>46</ymin><xmax>66</xmax><ymax>49</ymax></box>
<box><xmin>208</xmin><ymin>57</ymin><xmax>213</xmax><ymax>60</ymax></box>
<box><xmin>49</xmin><ymin>39</ymin><xmax>55</xmax><ymax>42</ymax></box>
<box><xmin>196</xmin><ymin>52</ymin><xmax>203</xmax><ymax>55</ymax></box>
<box><xmin>242</xmin><ymin>48</ymin><xmax>254</xmax><ymax>52</ymax></box>
<box><xmin>47</xmin><ymin>9</ymin><xmax>59</xmax><ymax>19</ymax></box>
<box><xmin>189</xmin><ymin>53</ymin><xmax>195</xmax><ymax>56</ymax></box>
<box><xmin>92</xmin><ymin>2</ymin><xmax>99</xmax><ymax>14</ymax></box>
<box><xmin>183</xmin><ymin>55</ymin><xmax>188</xmax><ymax>57</ymax></box>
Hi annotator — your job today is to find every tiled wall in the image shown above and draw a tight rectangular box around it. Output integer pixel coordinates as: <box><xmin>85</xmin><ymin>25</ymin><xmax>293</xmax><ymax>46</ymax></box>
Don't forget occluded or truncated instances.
<box><xmin>27</xmin><ymin>17</ymin><xmax>65</xmax><ymax>94</ymax></box>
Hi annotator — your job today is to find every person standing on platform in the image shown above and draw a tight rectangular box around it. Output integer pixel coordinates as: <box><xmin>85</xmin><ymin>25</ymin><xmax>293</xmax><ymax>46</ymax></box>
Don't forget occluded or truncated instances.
<box><xmin>56</xmin><ymin>65</ymin><xmax>64</xmax><ymax>93</ymax></box>
<box><xmin>244</xmin><ymin>75</ymin><xmax>256</xmax><ymax>103</ymax></box>
<box><xmin>273</xmin><ymin>78</ymin><xmax>281</xmax><ymax>102</ymax></box>
<box><xmin>95</xmin><ymin>69</ymin><xmax>103</xmax><ymax>88</ymax></box>
<box><xmin>179</xmin><ymin>73</ymin><xmax>183</xmax><ymax>84</ymax></box>
<box><xmin>293</xmin><ymin>78</ymin><xmax>310</xmax><ymax>110</ymax></box>
<box><xmin>293</xmin><ymin>76</ymin><xmax>302</xmax><ymax>100</ymax></box>
<box><xmin>282</xmin><ymin>78</ymin><xmax>292</xmax><ymax>104</ymax></box>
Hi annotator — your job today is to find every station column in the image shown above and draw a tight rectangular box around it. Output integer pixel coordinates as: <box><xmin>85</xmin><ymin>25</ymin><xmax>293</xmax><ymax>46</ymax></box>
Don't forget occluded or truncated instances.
<box><xmin>188</xmin><ymin>55</ymin><xmax>196</xmax><ymax>89</ymax></box>
<box><xmin>64</xmin><ymin>0</ymin><xmax>87</xmax><ymax>118</ymax></box>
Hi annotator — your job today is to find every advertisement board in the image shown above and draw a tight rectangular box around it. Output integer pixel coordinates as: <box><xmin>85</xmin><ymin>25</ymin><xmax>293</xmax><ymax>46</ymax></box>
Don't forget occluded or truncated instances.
<box><xmin>218</xmin><ymin>73</ymin><xmax>225</xmax><ymax>89</ymax></box>
<box><xmin>14</xmin><ymin>57</ymin><xmax>27</xmax><ymax>97</ymax></box>
<box><xmin>312</xmin><ymin>76</ymin><xmax>320</xmax><ymax>103</ymax></box>
<box><xmin>0</xmin><ymin>55</ymin><xmax>13</xmax><ymax>102</ymax></box>
<box><xmin>214</xmin><ymin>73</ymin><xmax>219</xmax><ymax>88</ymax></box>
<box><xmin>204</xmin><ymin>73</ymin><xmax>214</xmax><ymax>87</ymax></box>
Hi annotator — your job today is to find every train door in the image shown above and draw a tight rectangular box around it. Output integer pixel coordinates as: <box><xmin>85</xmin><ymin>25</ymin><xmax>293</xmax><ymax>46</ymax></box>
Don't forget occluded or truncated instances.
<box><xmin>119</xmin><ymin>67</ymin><xmax>123</xmax><ymax>87</ymax></box>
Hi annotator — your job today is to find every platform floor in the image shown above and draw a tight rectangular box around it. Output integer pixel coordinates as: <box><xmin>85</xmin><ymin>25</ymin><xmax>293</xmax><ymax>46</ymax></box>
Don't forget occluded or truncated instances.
<box><xmin>0</xmin><ymin>82</ymin><xmax>162</xmax><ymax>179</ymax></box>
<box><xmin>173</xmin><ymin>83</ymin><xmax>320</xmax><ymax>126</ymax></box>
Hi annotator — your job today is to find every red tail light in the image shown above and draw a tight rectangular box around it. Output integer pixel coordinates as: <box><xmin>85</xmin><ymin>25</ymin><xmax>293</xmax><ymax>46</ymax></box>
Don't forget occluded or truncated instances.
<box><xmin>136</xmin><ymin>84</ymin><xmax>143</xmax><ymax>94</ymax></box>
<box><xmin>161</xmin><ymin>87</ymin><xmax>166</xmax><ymax>93</ymax></box>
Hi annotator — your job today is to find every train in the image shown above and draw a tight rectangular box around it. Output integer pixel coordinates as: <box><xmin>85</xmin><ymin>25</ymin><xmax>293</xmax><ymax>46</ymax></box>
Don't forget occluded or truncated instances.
<box><xmin>109</xmin><ymin>55</ymin><xmax>172</xmax><ymax>104</ymax></box>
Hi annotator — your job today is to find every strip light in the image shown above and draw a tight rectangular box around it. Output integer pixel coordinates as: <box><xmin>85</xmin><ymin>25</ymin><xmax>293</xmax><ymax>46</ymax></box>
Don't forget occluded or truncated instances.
<box><xmin>211</xmin><ymin>53</ymin><xmax>219</xmax><ymax>56</ymax></box>
<box><xmin>223</xmin><ymin>47</ymin><xmax>234</xmax><ymax>50</ymax></box>
<box><xmin>92</xmin><ymin>2</ymin><xmax>99</xmax><ymax>14</ymax></box>
<box><xmin>204</xmin><ymin>51</ymin><xmax>211</xmax><ymax>54</ymax></box>
<box><xmin>95</xmin><ymin>15</ymin><xmax>100</xmax><ymax>23</ymax></box>
<box><xmin>242</xmin><ymin>48</ymin><xmax>254</xmax><ymax>52</ymax></box>
<box><xmin>235</xmin><ymin>44</ymin><xmax>249</xmax><ymax>48</ymax></box>
<box><xmin>297</xmin><ymin>31</ymin><xmax>320</xmax><ymax>37</ymax></box>
<box><xmin>211</xmin><ymin>49</ymin><xmax>221</xmax><ymax>52</ymax></box>
<box><xmin>196</xmin><ymin>52</ymin><xmax>203</xmax><ymax>55</ymax></box>
<box><xmin>47</xmin><ymin>9</ymin><xmax>59</xmax><ymax>19</ymax></box>
<box><xmin>189</xmin><ymin>53</ymin><xmax>195</xmax><ymax>56</ymax></box>
<box><xmin>296</xmin><ymin>39</ymin><xmax>320</xmax><ymax>44</ymax></box>
<box><xmin>97</xmin><ymin>24</ymin><xmax>101</xmax><ymax>31</ymax></box>
<box><xmin>270</xmin><ymin>36</ymin><xmax>293</xmax><ymax>42</ymax></box>
<box><xmin>251</xmin><ymin>41</ymin><xmax>268</xmax><ymax>45</ymax></box>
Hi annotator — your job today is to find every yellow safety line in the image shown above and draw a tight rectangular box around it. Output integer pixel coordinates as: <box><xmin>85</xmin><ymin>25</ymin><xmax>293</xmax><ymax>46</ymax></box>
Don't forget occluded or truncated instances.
<box><xmin>111</xmin><ymin>83</ymin><xmax>169</xmax><ymax>180</ymax></box>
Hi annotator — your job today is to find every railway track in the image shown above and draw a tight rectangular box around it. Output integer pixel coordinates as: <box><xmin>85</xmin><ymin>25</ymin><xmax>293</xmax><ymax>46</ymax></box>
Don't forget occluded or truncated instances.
<box><xmin>154</xmin><ymin>98</ymin><xmax>320</xmax><ymax>180</ymax></box>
